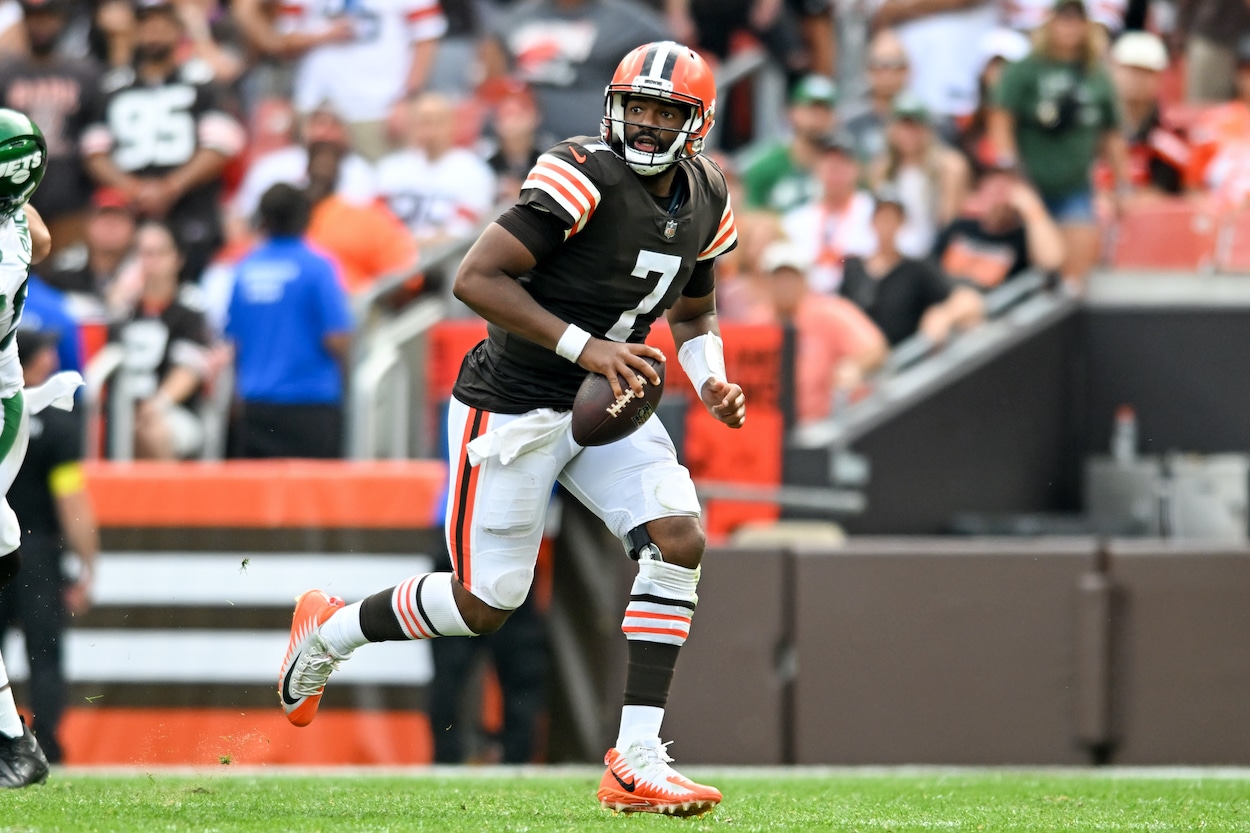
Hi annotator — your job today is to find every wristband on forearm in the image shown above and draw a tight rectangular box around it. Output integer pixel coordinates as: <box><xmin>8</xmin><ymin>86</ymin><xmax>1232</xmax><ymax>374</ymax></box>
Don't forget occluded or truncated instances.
<box><xmin>555</xmin><ymin>324</ymin><xmax>591</xmax><ymax>363</ymax></box>
<box><xmin>678</xmin><ymin>332</ymin><xmax>726</xmax><ymax>395</ymax></box>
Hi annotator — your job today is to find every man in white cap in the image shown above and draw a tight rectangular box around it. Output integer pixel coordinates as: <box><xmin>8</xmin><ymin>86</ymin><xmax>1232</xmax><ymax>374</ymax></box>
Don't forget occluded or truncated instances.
<box><xmin>1110</xmin><ymin>31</ymin><xmax>1189</xmax><ymax>195</ymax></box>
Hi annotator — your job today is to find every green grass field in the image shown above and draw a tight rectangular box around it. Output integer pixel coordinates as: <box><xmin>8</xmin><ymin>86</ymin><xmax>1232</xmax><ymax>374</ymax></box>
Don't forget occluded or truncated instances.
<box><xmin>3</xmin><ymin>768</ymin><xmax>1250</xmax><ymax>832</ymax></box>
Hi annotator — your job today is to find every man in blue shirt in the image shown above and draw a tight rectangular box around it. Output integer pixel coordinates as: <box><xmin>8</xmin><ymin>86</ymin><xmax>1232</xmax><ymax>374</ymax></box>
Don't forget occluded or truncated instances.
<box><xmin>226</xmin><ymin>184</ymin><xmax>353</xmax><ymax>458</ymax></box>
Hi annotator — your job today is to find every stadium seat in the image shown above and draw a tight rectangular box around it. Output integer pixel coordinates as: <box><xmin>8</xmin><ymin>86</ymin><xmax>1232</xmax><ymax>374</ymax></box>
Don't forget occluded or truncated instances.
<box><xmin>1107</xmin><ymin>199</ymin><xmax>1221</xmax><ymax>271</ymax></box>
<box><xmin>1217</xmin><ymin>208</ymin><xmax>1250</xmax><ymax>273</ymax></box>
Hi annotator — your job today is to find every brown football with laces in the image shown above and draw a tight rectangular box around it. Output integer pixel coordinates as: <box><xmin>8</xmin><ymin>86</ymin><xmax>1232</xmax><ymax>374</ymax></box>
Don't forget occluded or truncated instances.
<box><xmin>570</xmin><ymin>356</ymin><xmax>665</xmax><ymax>447</ymax></box>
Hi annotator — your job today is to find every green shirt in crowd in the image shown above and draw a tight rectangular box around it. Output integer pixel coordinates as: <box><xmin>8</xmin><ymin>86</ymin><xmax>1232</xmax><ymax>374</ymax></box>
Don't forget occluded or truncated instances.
<box><xmin>741</xmin><ymin>141</ymin><xmax>820</xmax><ymax>212</ymax></box>
<box><xmin>993</xmin><ymin>53</ymin><xmax>1120</xmax><ymax>199</ymax></box>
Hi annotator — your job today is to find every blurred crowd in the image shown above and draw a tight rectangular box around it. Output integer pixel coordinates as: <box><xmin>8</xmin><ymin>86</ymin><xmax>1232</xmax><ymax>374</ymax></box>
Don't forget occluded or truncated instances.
<box><xmin>5</xmin><ymin>0</ymin><xmax>1247</xmax><ymax>455</ymax></box>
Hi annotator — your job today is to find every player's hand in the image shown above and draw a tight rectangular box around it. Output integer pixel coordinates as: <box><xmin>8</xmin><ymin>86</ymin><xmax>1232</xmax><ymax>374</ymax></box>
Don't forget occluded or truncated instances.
<box><xmin>701</xmin><ymin>378</ymin><xmax>746</xmax><ymax>429</ymax></box>
<box><xmin>65</xmin><ymin>566</ymin><xmax>94</xmax><ymax>617</ymax></box>
<box><xmin>577</xmin><ymin>338</ymin><xmax>664</xmax><ymax>400</ymax></box>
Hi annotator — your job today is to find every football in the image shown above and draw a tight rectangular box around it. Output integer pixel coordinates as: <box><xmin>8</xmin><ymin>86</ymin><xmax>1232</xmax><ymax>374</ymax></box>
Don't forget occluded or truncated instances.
<box><xmin>571</xmin><ymin>355</ymin><xmax>666</xmax><ymax>447</ymax></box>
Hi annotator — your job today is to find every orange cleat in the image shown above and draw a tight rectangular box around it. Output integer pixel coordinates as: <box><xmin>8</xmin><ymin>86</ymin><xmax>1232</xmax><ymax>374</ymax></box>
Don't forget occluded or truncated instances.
<box><xmin>278</xmin><ymin>589</ymin><xmax>348</xmax><ymax>727</ymax></box>
<box><xmin>596</xmin><ymin>739</ymin><xmax>722</xmax><ymax>817</ymax></box>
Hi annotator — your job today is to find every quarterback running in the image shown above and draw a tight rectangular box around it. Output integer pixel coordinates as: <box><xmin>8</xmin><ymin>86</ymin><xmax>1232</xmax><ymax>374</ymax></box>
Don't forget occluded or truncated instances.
<box><xmin>0</xmin><ymin>109</ymin><xmax>84</xmax><ymax>788</ymax></box>
<box><xmin>280</xmin><ymin>42</ymin><xmax>744</xmax><ymax>816</ymax></box>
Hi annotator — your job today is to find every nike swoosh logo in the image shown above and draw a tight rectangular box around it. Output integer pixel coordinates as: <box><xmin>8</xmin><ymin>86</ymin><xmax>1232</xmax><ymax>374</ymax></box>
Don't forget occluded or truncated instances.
<box><xmin>570</xmin><ymin>145</ymin><xmax>586</xmax><ymax>163</ymax></box>
<box><xmin>612</xmin><ymin>770</ymin><xmax>636</xmax><ymax>793</ymax></box>
<box><xmin>280</xmin><ymin>656</ymin><xmax>301</xmax><ymax>706</ymax></box>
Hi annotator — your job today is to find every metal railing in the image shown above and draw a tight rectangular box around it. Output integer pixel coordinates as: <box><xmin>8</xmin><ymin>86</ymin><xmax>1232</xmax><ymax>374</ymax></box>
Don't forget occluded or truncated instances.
<box><xmin>793</xmin><ymin>273</ymin><xmax>1072</xmax><ymax>453</ymax></box>
<box><xmin>81</xmin><ymin>342</ymin><xmax>234</xmax><ymax>462</ymax></box>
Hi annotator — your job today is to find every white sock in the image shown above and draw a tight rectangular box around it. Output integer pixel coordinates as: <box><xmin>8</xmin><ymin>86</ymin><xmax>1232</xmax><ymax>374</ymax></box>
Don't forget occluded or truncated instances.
<box><xmin>393</xmin><ymin>573</ymin><xmax>475</xmax><ymax>639</ymax></box>
<box><xmin>319</xmin><ymin>601</ymin><xmax>368</xmax><ymax>657</ymax></box>
<box><xmin>0</xmin><ymin>653</ymin><xmax>21</xmax><ymax>738</ymax></box>
<box><xmin>616</xmin><ymin>705</ymin><xmax>665</xmax><ymax>750</ymax></box>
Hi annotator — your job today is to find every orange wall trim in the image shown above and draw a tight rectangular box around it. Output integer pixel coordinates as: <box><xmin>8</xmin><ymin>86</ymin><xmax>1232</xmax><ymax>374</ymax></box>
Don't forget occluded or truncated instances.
<box><xmin>84</xmin><ymin>460</ymin><xmax>448</xmax><ymax>529</ymax></box>
<box><xmin>62</xmin><ymin>708</ymin><xmax>433</xmax><ymax>766</ymax></box>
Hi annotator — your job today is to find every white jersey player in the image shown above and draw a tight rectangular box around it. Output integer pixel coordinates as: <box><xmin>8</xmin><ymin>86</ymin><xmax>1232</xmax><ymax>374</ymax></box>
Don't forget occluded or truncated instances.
<box><xmin>0</xmin><ymin>109</ymin><xmax>83</xmax><ymax>789</ymax></box>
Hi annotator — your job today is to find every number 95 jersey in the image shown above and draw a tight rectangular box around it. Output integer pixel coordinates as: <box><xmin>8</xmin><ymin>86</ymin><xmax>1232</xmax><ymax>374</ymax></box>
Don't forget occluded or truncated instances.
<box><xmin>452</xmin><ymin>137</ymin><xmax>737</xmax><ymax>414</ymax></box>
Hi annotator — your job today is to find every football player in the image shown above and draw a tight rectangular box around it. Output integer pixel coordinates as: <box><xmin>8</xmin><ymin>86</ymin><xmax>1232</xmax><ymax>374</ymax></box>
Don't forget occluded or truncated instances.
<box><xmin>0</xmin><ymin>109</ymin><xmax>83</xmax><ymax>788</ymax></box>
<box><xmin>280</xmin><ymin>42</ymin><xmax>745</xmax><ymax>816</ymax></box>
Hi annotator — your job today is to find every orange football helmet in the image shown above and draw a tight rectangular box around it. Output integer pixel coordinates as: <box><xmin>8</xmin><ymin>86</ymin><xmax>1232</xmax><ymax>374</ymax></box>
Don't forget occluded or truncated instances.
<box><xmin>600</xmin><ymin>41</ymin><xmax>717</xmax><ymax>176</ymax></box>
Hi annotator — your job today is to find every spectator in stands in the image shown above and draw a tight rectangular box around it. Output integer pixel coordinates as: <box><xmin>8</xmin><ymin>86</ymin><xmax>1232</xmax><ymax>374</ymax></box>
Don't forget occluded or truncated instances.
<box><xmin>81</xmin><ymin>0</ymin><xmax>246</xmax><ymax>283</ymax></box>
<box><xmin>234</xmin><ymin>0</ymin><xmax>446</xmax><ymax>159</ymax></box>
<box><xmin>666</xmin><ymin>0</ymin><xmax>819</xmax><ymax>84</ymax></box>
<box><xmin>989</xmin><ymin>0</ymin><xmax>1127</xmax><ymax>286</ymax></box>
<box><xmin>425</xmin><ymin>0</ymin><xmax>486</xmax><ymax>97</ymax></box>
<box><xmin>868</xmin><ymin>92</ymin><xmax>969</xmax><ymax>258</ymax></box>
<box><xmin>1108</xmin><ymin>31</ymin><xmax>1188</xmax><ymax>198</ymax></box>
<box><xmin>377</xmin><ymin>92</ymin><xmax>497</xmax><ymax>247</ymax></box>
<box><xmin>841</xmin><ymin>191</ymin><xmax>983</xmax><ymax>346</ymax></box>
<box><xmin>932</xmin><ymin>164</ymin><xmax>1065</xmax><ymax>292</ymax></box>
<box><xmin>1001</xmin><ymin>0</ymin><xmax>1126</xmax><ymax>37</ymax></box>
<box><xmin>742</xmin><ymin>73</ymin><xmax>838</xmax><ymax>212</ymax></box>
<box><xmin>41</xmin><ymin>188</ymin><xmax>137</xmax><ymax>319</ymax></box>
<box><xmin>175</xmin><ymin>0</ymin><xmax>248</xmax><ymax>87</ymax></box>
<box><xmin>90</xmin><ymin>0</ymin><xmax>137</xmax><ymax>67</ymax></box>
<box><xmin>479</xmin><ymin>0</ymin><xmax>670</xmax><ymax>144</ymax></box>
<box><xmin>231</xmin><ymin>101</ymin><xmax>378</xmax><ymax>230</ymax></box>
<box><xmin>843</xmin><ymin>28</ymin><xmax>910</xmax><ymax>165</ymax></box>
<box><xmin>760</xmin><ymin>240</ymin><xmax>888</xmax><ymax>425</ymax></box>
<box><xmin>700</xmin><ymin>153</ymin><xmax>782</xmax><ymax>323</ymax></box>
<box><xmin>780</xmin><ymin>131</ymin><xmax>876</xmax><ymax>294</ymax></box>
<box><xmin>110</xmin><ymin>222</ymin><xmax>213</xmax><ymax>459</ymax></box>
<box><xmin>0</xmin><ymin>0</ymin><xmax>103</xmax><ymax>256</ymax></box>
<box><xmin>0</xmin><ymin>328</ymin><xmax>98</xmax><ymax>765</ymax></box>
<box><xmin>0</xmin><ymin>0</ymin><xmax>28</xmax><ymax>54</ymax></box>
<box><xmin>483</xmin><ymin>80</ymin><xmax>546</xmax><ymax>204</ymax></box>
<box><xmin>872</xmin><ymin>0</ymin><xmax>997</xmax><ymax>137</ymax></box>
<box><xmin>304</xmin><ymin>141</ymin><xmax>417</xmax><ymax>295</ymax></box>
<box><xmin>227</xmin><ymin>184</ymin><xmax>353</xmax><ymax>458</ymax></box>
<box><xmin>230</xmin><ymin>0</ymin><xmax>351</xmax><ymax>69</ymax></box>
<box><xmin>19</xmin><ymin>276</ymin><xmax>84</xmax><ymax>373</ymax></box>
<box><xmin>1176</xmin><ymin>0</ymin><xmax>1250</xmax><ymax>104</ymax></box>
<box><xmin>720</xmin><ymin>216</ymin><xmax>787</xmax><ymax>323</ymax></box>
<box><xmin>1196</xmin><ymin>38</ymin><xmax>1250</xmax><ymax>208</ymax></box>
<box><xmin>956</xmin><ymin>28</ymin><xmax>1031</xmax><ymax>177</ymax></box>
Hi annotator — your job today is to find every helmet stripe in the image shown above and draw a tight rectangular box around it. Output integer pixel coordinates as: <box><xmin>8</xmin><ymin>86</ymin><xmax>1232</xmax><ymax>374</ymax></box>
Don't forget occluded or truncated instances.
<box><xmin>642</xmin><ymin>42</ymin><xmax>677</xmax><ymax>82</ymax></box>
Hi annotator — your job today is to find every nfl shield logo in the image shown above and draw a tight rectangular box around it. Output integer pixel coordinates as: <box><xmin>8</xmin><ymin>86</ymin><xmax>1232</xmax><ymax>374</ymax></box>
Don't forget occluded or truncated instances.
<box><xmin>664</xmin><ymin>219</ymin><xmax>678</xmax><ymax>240</ymax></box>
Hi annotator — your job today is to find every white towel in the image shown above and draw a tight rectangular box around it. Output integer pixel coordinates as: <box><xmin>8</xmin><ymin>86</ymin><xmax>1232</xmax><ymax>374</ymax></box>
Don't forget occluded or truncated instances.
<box><xmin>466</xmin><ymin>409</ymin><xmax>571</xmax><ymax>467</ymax></box>
<box><xmin>24</xmin><ymin>370</ymin><xmax>84</xmax><ymax>414</ymax></box>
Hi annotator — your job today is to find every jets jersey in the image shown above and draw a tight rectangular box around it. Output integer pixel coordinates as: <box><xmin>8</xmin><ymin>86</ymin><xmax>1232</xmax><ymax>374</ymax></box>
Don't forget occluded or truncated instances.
<box><xmin>453</xmin><ymin>137</ymin><xmax>737</xmax><ymax>413</ymax></box>
<box><xmin>0</xmin><ymin>211</ymin><xmax>32</xmax><ymax>400</ymax></box>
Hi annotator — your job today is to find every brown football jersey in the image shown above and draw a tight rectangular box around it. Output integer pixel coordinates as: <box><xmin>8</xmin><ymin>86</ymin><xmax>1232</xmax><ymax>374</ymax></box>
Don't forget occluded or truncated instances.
<box><xmin>453</xmin><ymin>136</ymin><xmax>737</xmax><ymax>413</ymax></box>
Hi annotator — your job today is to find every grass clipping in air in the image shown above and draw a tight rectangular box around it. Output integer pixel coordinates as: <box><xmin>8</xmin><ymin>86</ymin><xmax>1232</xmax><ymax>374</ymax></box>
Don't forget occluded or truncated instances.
<box><xmin>3</xmin><ymin>769</ymin><xmax>1250</xmax><ymax>832</ymax></box>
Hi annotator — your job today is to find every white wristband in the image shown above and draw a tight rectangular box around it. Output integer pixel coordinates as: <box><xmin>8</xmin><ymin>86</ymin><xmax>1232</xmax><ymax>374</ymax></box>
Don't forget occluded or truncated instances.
<box><xmin>678</xmin><ymin>332</ymin><xmax>726</xmax><ymax>395</ymax></box>
<box><xmin>555</xmin><ymin>324</ymin><xmax>592</xmax><ymax>363</ymax></box>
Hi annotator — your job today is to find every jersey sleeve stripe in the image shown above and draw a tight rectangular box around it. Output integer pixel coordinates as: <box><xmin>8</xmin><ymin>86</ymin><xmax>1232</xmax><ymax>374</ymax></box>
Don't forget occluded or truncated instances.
<box><xmin>525</xmin><ymin>172</ymin><xmax>591</xmax><ymax>225</ymax></box>
<box><xmin>698</xmin><ymin>204</ymin><xmax>738</xmax><ymax>260</ymax></box>
<box><xmin>534</xmin><ymin>155</ymin><xmax>600</xmax><ymax>207</ymax></box>
<box><xmin>531</xmin><ymin>163</ymin><xmax>595</xmax><ymax>213</ymax></box>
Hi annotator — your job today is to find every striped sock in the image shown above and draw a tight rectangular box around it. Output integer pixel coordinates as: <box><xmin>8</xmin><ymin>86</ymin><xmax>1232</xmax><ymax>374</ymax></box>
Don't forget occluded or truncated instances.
<box><xmin>618</xmin><ymin>559</ymin><xmax>699</xmax><ymax>742</ymax></box>
<box><xmin>621</xmin><ymin>560</ymin><xmax>698</xmax><ymax>648</ymax></box>
<box><xmin>357</xmin><ymin>573</ymin><xmax>476</xmax><ymax>642</ymax></box>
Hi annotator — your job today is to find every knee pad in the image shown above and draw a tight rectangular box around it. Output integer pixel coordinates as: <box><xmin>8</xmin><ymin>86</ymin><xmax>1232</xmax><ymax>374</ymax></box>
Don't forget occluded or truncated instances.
<box><xmin>482</xmin><ymin>565</ymin><xmax>535</xmax><ymax>611</ymax></box>
<box><xmin>0</xmin><ymin>551</ymin><xmax>20</xmax><ymax>588</ymax></box>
